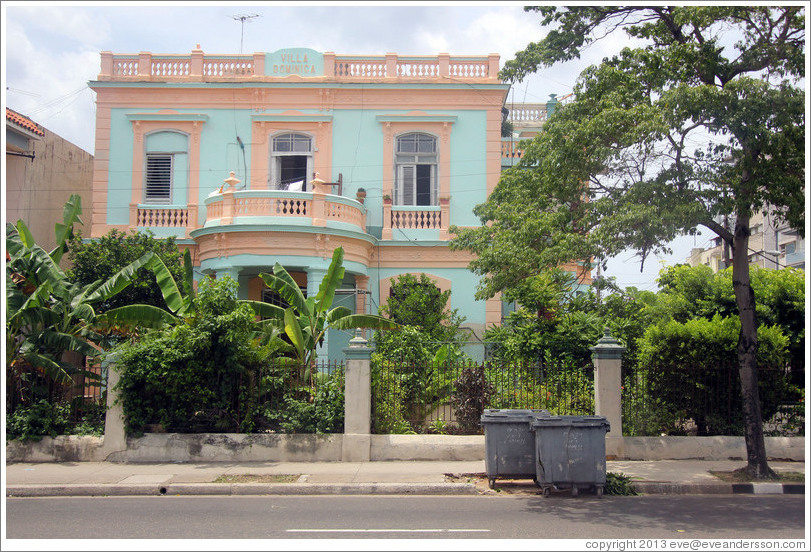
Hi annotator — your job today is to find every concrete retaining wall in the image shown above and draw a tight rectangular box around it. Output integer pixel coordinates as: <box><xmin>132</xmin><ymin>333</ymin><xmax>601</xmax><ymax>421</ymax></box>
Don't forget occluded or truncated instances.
<box><xmin>6</xmin><ymin>434</ymin><xmax>804</xmax><ymax>463</ymax></box>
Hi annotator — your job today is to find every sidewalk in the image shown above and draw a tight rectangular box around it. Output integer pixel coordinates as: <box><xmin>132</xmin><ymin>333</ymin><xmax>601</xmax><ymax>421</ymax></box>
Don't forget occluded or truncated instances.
<box><xmin>5</xmin><ymin>459</ymin><xmax>805</xmax><ymax>497</ymax></box>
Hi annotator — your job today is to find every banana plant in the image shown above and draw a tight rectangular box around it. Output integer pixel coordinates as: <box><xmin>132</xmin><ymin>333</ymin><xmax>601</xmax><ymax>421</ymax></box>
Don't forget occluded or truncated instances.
<box><xmin>6</xmin><ymin>211</ymin><xmax>157</xmax><ymax>393</ymax></box>
<box><xmin>96</xmin><ymin>248</ymin><xmax>193</xmax><ymax>332</ymax></box>
<box><xmin>244</xmin><ymin>247</ymin><xmax>399</xmax><ymax>374</ymax></box>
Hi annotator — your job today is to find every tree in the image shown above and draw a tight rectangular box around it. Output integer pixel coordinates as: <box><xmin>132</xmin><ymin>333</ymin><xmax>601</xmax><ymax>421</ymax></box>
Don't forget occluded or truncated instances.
<box><xmin>381</xmin><ymin>273</ymin><xmax>467</xmax><ymax>346</ymax></box>
<box><xmin>450</xmin><ymin>7</ymin><xmax>804</xmax><ymax>478</ymax></box>
<box><xmin>6</xmin><ymin>196</ymin><xmax>154</xmax><ymax>406</ymax></box>
<box><xmin>244</xmin><ymin>247</ymin><xmax>399</xmax><ymax>369</ymax></box>
<box><xmin>67</xmin><ymin>229</ymin><xmax>185</xmax><ymax>313</ymax></box>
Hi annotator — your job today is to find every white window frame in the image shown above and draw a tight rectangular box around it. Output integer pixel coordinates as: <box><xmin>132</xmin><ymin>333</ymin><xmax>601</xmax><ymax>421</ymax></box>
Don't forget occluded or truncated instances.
<box><xmin>270</xmin><ymin>132</ymin><xmax>314</xmax><ymax>191</ymax></box>
<box><xmin>394</xmin><ymin>132</ymin><xmax>437</xmax><ymax>206</ymax></box>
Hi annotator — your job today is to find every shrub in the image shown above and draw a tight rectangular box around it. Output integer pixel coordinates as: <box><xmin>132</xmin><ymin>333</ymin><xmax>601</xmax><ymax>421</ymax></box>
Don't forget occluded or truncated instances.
<box><xmin>6</xmin><ymin>400</ymin><xmax>72</xmax><ymax>441</ymax></box>
<box><xmin>451</xmin><ymin>365</ymin><xmax>493</xmax><ymax>433</ymax></box>
<box><xmin>634</xmin><ymin>315</ymin><xmax>795</xmax><ymax>435</ymax></box>
<box><xmin>114</xmin><ymin>277</ymin><xmax>278</xmax><ymax>434</ymax></box>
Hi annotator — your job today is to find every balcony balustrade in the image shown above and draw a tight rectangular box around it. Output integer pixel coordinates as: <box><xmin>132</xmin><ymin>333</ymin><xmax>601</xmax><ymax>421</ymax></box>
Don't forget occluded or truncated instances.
<box><xmin>98</xmin><ymin>50</ymin><xmax>500</xmax><ymax>82</ymax></box>
<box><xmin>202</xmin><ymin>189</ymin><xmax>366</xmax><ymax>232</ymax></box>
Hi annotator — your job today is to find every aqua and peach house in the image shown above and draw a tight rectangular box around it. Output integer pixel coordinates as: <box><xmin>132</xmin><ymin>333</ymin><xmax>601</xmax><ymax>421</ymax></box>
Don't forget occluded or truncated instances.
<box><xmin>88</xmin><ymin>47</ymin><xmax>586</xmax><ymax>359</ymax></box>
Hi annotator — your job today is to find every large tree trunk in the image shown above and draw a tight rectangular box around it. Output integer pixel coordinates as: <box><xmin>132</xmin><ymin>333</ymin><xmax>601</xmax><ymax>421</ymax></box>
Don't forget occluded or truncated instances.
<box><xmin>730</xmin><ymin>216</ymin><xmax>776</xmax><ymax>479</ymax></box>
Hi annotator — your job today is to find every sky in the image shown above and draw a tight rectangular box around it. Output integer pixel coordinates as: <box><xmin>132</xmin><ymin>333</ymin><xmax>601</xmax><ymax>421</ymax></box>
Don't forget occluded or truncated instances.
<box><xmin>2</xmin><ymin>1</ymin><xmax>711</xmax><ymax>291</ymax></box>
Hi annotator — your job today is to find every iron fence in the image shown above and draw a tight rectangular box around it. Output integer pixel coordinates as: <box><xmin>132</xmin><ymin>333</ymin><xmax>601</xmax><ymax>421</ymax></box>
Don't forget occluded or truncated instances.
<box><xmin>371</xmin><ymin>359</ymin><xmax>594</xmax><ymax>435</ymax></box>
<box><xmin>622</xmin><ymin>363</ymin><xmax>805</xmax><ymax>437</ymax></box>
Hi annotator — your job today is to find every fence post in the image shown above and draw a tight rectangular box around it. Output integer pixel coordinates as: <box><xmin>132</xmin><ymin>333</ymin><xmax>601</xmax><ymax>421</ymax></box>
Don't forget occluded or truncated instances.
<box><xmin>342</xmin><ymin>330</ymin><xmax>373</xmax><ymax>461</ymax></box>
<box><xmin>101</xmin><ymin>355</ymin><xmax>127</xmax><ymax>458</ymax></box>
<box><xmin>591</xmin><ymin>328</ymin><xmax>625</xmax><ymax>458</ymax></box>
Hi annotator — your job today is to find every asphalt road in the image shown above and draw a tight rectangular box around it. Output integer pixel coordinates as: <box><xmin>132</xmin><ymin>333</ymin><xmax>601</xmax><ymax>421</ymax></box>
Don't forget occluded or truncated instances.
<box><xmin>5</xmin><ymin>494</ymin><xmax>807</xmax><ymax>540</ymax></box>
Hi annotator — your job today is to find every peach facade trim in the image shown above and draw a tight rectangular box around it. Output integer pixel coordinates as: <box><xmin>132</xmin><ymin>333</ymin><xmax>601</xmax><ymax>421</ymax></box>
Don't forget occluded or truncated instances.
<box><xmin>251</xmin><ymin>115</ymin><xmax>332</xmax><ymax>190</ymax></box>
<box><xmin>378</xmin><ymin>273</ymin><xmax>453</xmax><ymax>311</ymax></box>
<box><xmin>193</xmin><ymin>230</ymin><xmax>374</xmax><ymax>268</ymax></box>
<box><xmin>91</xmin><ymin>87</ymin><xmax>504</xmax><ymax>113</ymax></box>
<box><xmin>128</xmin><ymin>117</ymin><xmax>204</xmax><ymax>235</ymax></box>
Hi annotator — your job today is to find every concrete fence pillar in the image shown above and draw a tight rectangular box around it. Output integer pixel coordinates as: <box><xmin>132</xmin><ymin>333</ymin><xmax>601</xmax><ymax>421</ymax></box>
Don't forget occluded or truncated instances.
<box><xmin>342</xmin><ymin>331</ymin><xmax>372</xmax><ymax>461</ymax></box>
<box><xmin>101</xmin><ymin>356</ymin><xmax>127</xmax><ymax>457</ymax></box>
<box><xmin>591</xmin><ymin>328</ymin><xmax>625</xmax><ymax>458</ymax></box>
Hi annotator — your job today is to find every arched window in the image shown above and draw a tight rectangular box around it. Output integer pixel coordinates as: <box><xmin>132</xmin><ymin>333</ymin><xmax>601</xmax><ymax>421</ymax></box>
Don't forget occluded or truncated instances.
<box><xmin>395</xmin><ymin>133</ymin><xmax>437</xmax><ymax>206</ymax></box>
<box><xmin>270</xmin><ymin>133</ymin><xmax>313</xmax><ymax>191</ymax></box>
<box><xmin>144</xmin><ymin>131</ymin><xmax>188</xmax><ymax>203</ymax></box>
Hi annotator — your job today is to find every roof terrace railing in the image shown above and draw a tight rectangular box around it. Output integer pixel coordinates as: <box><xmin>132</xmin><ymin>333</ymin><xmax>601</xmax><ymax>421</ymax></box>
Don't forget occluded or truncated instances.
<box><xmin>98</xmin><ymin>50</ymin><xmax>500</xmax><ymax>82</ymax></box>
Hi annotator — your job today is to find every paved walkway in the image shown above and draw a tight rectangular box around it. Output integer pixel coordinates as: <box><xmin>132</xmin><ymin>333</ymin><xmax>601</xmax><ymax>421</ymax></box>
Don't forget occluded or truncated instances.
<box><xmin>5</xmin><ymin>459</ymin><xmax>805</xmax><ymax>497</ymax></box>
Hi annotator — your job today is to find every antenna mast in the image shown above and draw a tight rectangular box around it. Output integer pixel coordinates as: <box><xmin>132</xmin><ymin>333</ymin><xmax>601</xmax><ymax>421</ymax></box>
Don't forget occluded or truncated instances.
<box><xmin>231</xmin><ymin>13</ymin><xmax>260</xmax><ymax>54</ymax></box>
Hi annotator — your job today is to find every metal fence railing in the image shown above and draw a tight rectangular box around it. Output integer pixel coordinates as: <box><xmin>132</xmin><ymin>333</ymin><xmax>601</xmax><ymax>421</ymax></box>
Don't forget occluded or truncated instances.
<box><xmin>622</xmin><ymin>363</ymin><xmax>805</xmax><ymax>437</ymax></box>
<box><xmin>371</xmin><ymin>360</ymin><xmax>594</xmax><ymax>435</ymax></box>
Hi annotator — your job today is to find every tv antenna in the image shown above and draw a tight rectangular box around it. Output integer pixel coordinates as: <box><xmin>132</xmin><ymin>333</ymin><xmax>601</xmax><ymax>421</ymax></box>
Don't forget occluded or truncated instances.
<box><xmin>232</xmin><ymin>13</ymin><xmax>260</xmax><ymax>54</ymax></box>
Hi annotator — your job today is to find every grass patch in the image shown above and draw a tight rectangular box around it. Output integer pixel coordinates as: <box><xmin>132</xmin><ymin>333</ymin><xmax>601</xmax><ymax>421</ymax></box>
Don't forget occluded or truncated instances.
<box><xmin>709</xmin><ymin>469</ymin><xmax>804</xmax><ymax>483</ymax></box>
<box><xmin>213</xmin><ymin>474</ymin><xmax>301</xmax><ymax>484</ymax></box>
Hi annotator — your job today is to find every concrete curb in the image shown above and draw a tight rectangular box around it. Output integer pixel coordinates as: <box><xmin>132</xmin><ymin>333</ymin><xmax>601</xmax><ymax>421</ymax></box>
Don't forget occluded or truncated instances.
<box><xmin>634</xmin><ymin>482</ymin><xmax>805</xmax><ymax>495</ymax></box>
<box><xmin>6</xmin><ymin>482</ymin><xmax>804</xmax><ymax>498</ymax></box>
<box><xmin>6</xmin><ymin>482</ymin><xmax>479</xmax><ymax>498</ymax></box>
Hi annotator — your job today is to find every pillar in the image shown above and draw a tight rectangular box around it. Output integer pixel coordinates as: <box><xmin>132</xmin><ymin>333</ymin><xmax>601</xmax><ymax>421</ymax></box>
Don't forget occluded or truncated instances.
<box><xmin>101</xmin><ymin>355</ymin><xmax>126</xmax><ymax>458</ymax></box>
<box><xmin>342</xmin><ymin>331</ymin><xmax>372</xmax><ymax>461</ymax></box>
<box><xmin>591</xmin><ymin>328</ymin><xmax>625</xmax><ymax>458</ymax></box>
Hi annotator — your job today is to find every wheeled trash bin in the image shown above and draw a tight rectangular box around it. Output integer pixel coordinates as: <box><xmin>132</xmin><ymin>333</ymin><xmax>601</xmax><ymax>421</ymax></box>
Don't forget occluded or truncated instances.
<box><xmin>481</xmin><ymin>409</ymin><xmax>550</xmax><ymax>489</ymax></box>
<box><xmin>532</xmin><ymin>415</ymin><xmax>610</xmax><ymax>497</ymax></box>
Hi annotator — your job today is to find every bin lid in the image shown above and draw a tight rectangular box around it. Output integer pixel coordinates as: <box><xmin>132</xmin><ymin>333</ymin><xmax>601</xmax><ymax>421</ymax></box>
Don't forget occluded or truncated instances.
<box><xmin>531</xmin><ymin>415</ymin><xmax>610</xmax><ymax>428</ymax></box>
<box><xmin>480</xmin><ymin>409</ymin><xmax>551</xmax><ymax>423</ymax></box>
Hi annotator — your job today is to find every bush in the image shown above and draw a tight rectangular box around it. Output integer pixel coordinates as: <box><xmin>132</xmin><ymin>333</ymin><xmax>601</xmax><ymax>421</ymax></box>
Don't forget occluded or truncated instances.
<box><xmin>633</xmin><ymin>315</ymin><xmax>795</xmax><ymax>436</ymax></box>
<box><xmin>6</xmin><ymin>400</ymin><xmax>71</xmax><ymax>441</ymax></box>
<box><xmin>451</xmin><ymin>365</ymin><xmax>493</xmax><ymax>433</ymax></box>
<box><xmin>114</xmin><ymin>277</ymin><xmax>278</xmax><ymax>434</ymax></box>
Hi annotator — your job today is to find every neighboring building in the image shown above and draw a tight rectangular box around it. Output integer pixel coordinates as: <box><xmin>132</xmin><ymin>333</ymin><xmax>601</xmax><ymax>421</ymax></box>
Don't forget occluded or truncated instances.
<box><xmin>6</xmin><ymin>108</ymin><xmax>94</xmax><ymax>253</ymax></box>
<box><xmin>686</xmin><ymin>209</ymin><xmax>805</xmax><ymax>272</ymax></box>
<box><xmin>88</xmin><ymin>47</ymin><xmax>588</xmax><ymax>359</ymax></box>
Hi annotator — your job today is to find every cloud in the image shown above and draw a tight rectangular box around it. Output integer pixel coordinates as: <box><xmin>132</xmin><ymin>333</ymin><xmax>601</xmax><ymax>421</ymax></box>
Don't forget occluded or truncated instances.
<box><xmin>7</xmin><ymin>5</ymin><xmax>112</xmax><ymax>48</ymax></box>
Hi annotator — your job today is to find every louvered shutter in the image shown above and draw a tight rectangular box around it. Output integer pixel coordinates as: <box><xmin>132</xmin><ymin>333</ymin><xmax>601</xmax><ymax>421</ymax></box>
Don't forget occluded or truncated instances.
<box><xmin>145</xmin><ymin>154</ymin><xmax>172</xmax><ymax>202</ymax></box>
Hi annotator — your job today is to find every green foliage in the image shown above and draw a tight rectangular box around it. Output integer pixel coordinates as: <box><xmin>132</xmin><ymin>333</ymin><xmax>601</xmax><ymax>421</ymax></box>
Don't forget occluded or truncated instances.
<box><xmin>631</xmin><ymin>315</ymin><xmax>795</xmax><ymax>436</ymax></box>
<box><xmin>381</xmin><ymin>273</ymin><xmax>467</xmax><ymax>346</ymax></box>
<box><xmin>245</xmin><ymin>247</ymin><xmax>398</xmax><ymax>367</ymax></box>
<box><xmin>67</xmin><ymin>229</ymin><xmax>185</xmax><ymax>313</ymax></box>
<box><xmin>114</xmin><ymin>277</ymin><xmax>280</xmax><ymax>434</ymax></box>
<box><xmin>274</xmin><ymin>369</ymin><xmax>345</xmax><ymax>434</ymax></box>
<box><xmin>604</xmin><ymin>472</ymin><xmax>638</xmax><ymax>496</ymax></box>
<box><xmin>6</xmin><ymin>400</ymin><xmax>72</xmax><ymax>441</ymax></box>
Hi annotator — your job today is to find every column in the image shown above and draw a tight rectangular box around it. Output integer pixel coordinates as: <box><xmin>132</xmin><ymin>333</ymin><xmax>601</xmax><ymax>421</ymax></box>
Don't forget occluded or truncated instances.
<box><xmin>101</xmin><ymin>354</ymin><xmax>126</xmax><ymax>458</ymax></box>
<box><xmin>591</xmin><ymin>328</ymin><xmax>625</xmax><ymax>458</ymax></box>
<box><xmin>342</xmin><ymin>331</ymin><xmax>372</xmax><ymax>461</ymax></box>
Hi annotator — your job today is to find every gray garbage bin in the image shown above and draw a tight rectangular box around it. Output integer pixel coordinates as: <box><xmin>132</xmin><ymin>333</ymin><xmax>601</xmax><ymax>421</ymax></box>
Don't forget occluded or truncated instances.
<box><xmin>481</xmin><ymin>409</ymin><xmax>550</xmax><ymax>489</ymax></box>
<box><xmin>532</xmin><ymin>415</ymin><xmax>610</xmax><ymax>497</ymax></box>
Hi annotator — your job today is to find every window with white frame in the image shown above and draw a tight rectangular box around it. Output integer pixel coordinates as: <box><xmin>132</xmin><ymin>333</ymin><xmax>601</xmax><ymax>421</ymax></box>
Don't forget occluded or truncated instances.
<box><xmin>395</xmin><ymin>133</ymin><xmax>437</xmax><ymax>206</ymax></box>
<box><xmin>270</xmin><ymin>133</ymin><xmax>313</xmax><ymax>191</ymax></box>
<box><xmin>143</xmin><ymin>131</ymin><xmax>188</xmax><ymax>204</ymax></box>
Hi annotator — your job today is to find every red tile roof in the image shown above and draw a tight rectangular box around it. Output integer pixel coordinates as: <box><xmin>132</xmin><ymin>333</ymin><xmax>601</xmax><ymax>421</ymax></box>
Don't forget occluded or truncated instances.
<box><xmin>6</xmin><ymin>108</ymin><xmax>45</xmax><ymax>136</ymax></box>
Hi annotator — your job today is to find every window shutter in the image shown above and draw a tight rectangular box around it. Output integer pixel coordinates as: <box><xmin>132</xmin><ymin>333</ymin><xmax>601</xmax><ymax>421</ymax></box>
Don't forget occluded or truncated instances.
<box><xmin>399</xmin><ymin>165</ymin><xmax>416</xmax><ymax>205</ymax></box>
<box><xmin>145</xmin><ymin>154</ymin><xmax>172</xmax><ymax>202</ymax></box>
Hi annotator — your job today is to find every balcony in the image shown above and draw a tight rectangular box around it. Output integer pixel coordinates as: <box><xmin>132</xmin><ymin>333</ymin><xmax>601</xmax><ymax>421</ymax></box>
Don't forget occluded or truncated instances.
<box><xmin>202</xmin><ymin>188</ymin><xmax>366</xmax><ymax>233</ymax></box>
<box><xmin>97</xmin><ymin>50</ymin><xmax>500</xmax><ymax>83</ymax></box>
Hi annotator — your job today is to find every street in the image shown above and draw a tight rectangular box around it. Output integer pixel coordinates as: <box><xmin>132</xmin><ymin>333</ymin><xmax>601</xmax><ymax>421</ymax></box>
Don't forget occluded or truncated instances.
<box><xmin>4</xmin><ymin>494</ymin><xmax>806</xmax><ymax>540</ymax></box>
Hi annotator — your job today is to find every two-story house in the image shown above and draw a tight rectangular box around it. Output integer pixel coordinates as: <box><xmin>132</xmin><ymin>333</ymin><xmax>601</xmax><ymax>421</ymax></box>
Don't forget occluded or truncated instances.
<box><xmin>88</xmin><ymin>46</ymin><xmax>582</xmax><ymax>359</ymax></box>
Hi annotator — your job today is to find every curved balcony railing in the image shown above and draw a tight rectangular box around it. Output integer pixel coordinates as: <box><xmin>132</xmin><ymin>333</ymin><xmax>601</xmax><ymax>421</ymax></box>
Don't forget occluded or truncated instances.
<box><xmin>202</xmin><ymin>189</ymin><xmax>366</xmax><ymax>232</ymax></box>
